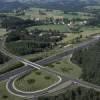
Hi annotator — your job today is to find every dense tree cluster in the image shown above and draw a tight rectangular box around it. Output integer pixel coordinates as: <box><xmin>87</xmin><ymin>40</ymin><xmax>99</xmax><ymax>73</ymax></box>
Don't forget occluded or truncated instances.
<box><xmin>0</xmin><ymin>52</ymin><xmax>10</xmax><ymax>64</ymax></box>
<box><xmin>6</xmin><ymin>29</ymin><xmax>64</xmax><ymax>55</ymax></box>
<box><xmin>72</xmin><ymin>40</ymin><xmax>100</xmax><ymax>85</ymax></box>
<box><xmin>39</xmin><ymin>87</ymin><xmax>100</xmax><ymax>100</ymax></box>
<box><xmin>87</xmin><ymin>17</ymin><xmax>100</xmax><ymax>26</ymax></box>
<box><xmin>0</xmin><ymin>15</ymin><xmax>69</xmax><ymax>31</ymax></box>
<box><xmin>87</xmin><ymin>12</ymin><xmax>100</xmax><ymax>26</ymax></box>
<box><xmin>0</xmin><ymin>15</ymin><xmax>45</xmax><ymax>30</ymax></box>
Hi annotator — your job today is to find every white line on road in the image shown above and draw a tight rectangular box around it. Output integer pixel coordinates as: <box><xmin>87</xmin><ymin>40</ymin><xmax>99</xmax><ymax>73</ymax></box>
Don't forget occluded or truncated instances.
<box><xmin>6</xmin><ymin>75</ymin><xmax>62</xmax><ymax>98</ymax></box>
<box><xmin>12</xmin><ymin>75</ymin><xmax>62</xmax><ymax>94</ymax></box>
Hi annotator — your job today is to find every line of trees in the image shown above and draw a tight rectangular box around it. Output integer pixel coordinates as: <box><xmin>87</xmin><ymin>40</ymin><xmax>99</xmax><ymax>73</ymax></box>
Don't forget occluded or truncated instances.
<box><xmin>0</xmin><ymin>15</ymin><xmax>43</xmax><ymax>30</ymax></box>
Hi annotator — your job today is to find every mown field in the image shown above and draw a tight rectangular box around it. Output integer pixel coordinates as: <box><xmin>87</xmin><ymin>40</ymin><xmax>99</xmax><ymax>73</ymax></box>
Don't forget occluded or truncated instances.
<box><xmin>46</xmin><ymin>55</ymin><xmax>82</xmax><ymax>78</ymax></box>
<box><xmin>62</xmin><ymin>26</ymin><xmax>100</xmax><ymax>44</ymax></box>
<box><xmin>28</xmin><ymin>24</ymin><xmax>69</xmax><ymax>32</ymax></box>
<box><xmin>18</xmin><ymin>7</ymin><xmax>92</xmax><ymax>20</ymax></box>
<box><xmin>15</xmin><ymin>70</ymin><xmax>58</xmax><ymax>92</ymax></box>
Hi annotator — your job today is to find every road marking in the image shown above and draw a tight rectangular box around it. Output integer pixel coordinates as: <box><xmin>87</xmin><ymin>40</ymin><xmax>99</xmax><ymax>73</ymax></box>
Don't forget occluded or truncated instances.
<box><xmin>22</xmin><ymin>61</ymin><xmax>41</xmax><ymax>70</ymax></box>
<box><xmin>6</xmin><ymin>75</ymin><xmax>62</xmax><ymax>98</ymax></box>
<box><xmin>6</xmin><ymin>79</ymin><xmax>34</xmax><ymax>98</ymax></box>
<box><xmin>48</xmin><ymin>81</ymin><xmax>72</xmax><ymax>93</ymax></box>
<box><xmin>12</xmin><ymin>75</ymin><xmax>62</xmax><ymax>94</ymax></box>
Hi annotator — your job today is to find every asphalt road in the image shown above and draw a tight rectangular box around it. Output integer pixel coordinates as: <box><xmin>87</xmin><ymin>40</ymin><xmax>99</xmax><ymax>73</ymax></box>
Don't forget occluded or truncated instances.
<box><xmin>7</xmin><ymin>72</ymin><xmax>68</xmax><ymax>98</ymax></box>
<box><xmin>0</xmin><ymin>65</ymin><xmax>33</xmax><ymax>81</ymax></box>
<box><xmin>0</xmin><ymin>35</ymin><xmax>100</xmax><ymax>98</ymax></box>
<box><xmin>0</xmin><ymin>36</ymin><xmax>99</xmax><ymax>81</ymax></box>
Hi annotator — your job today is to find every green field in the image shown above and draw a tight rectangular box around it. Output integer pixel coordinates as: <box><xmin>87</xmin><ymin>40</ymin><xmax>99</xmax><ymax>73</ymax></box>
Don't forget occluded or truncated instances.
<box><xmin>62</xmin><ymin>26</ymin><xmax>100</xmax><ymax>44</ymax></box>
<box><xmin>63</xmin><ymin>13</ymin><xmax>92</xmax><ymax>20</ymax></box>
<box><xmin>0</xmin><ymin>81</ymin><xmax>25</xmax><ymax>100</ymax></box>
<box><xmin>28</xmin><ymin>24</ymin><xmax>69</xmax><ymax>32</ymax></box>
<box><xmin>47</xmin><ymin>55</ymin><xmax>82</xmax><ymax>78</ymax></box>
<box><xmin>18</xmin><ymin>8</ymin><xmax>63</xmax><ymax>20</ymax></box>
<box><xmin>81</xmin><ymin>26</ymin><xmax>100</xmax><ymax>35</ymax></box>
<box><xmin>16</xmin><ymin>7</ymin><xmax>92</xmax><ymax>20</ymax></box>
<box><xmin>15</xmin><ymin>70</ymin><xmax>58</xmax><ymax>92</ymax></box>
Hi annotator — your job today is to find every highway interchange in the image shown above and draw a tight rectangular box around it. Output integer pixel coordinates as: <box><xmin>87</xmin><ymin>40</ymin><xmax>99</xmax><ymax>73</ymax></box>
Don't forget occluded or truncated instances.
<box><xmin>0</xmin><ymin>35</ymin><xmax>100</xmax><ymax>99</ymax></box>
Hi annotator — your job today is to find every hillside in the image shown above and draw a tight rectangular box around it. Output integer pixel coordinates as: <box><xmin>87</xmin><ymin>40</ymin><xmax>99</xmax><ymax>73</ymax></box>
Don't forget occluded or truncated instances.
<box><xmin>0</xmin><ymin>1</ymin><xmax>28</xmax><ymax>12</ymax></box>
<box><xmin>26</xmin><ymin>0</ymin><xmax>100</xmax><ymax>11</ymax></box>
<box><xmin>1</xmin><ymin>0</ymin><xmax>100</xmax><ymax>12</ymax></box>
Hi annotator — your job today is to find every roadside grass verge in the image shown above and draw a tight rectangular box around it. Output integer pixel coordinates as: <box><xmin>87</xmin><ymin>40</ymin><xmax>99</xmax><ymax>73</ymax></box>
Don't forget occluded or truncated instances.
<box><xmin>15</xmin><ymin>70</ymin><xmax>58</xmax><ymax>92</ymax></box>
<box><xmin>0</xmin><ymin>81</ymin><xmax>25</xmax><ymax>100</ymax></box>
<box><xmin>46</xmin><ymin>55</ymin><xmax>82</xmax><ymax>78</ymax></box>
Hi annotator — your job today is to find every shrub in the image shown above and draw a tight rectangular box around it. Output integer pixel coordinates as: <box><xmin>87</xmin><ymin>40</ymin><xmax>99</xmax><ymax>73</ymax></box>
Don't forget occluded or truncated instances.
<box><xmin>27</xmin><ymin>79</ymin><xmax>35</xmax><ymax>84</ymax></box>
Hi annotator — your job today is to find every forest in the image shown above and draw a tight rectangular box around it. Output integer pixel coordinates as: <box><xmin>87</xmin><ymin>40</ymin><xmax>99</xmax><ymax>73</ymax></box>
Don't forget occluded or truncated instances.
<box><xmin>0</xmin><ymin>15</ymin><xmax>45</xmax><ymax>30</ymax></box>
<box><xmin>6</xmin><ymin>29</ymin><xmax>64</xmax><ymax>55</ymax></box>
<box><xmin>71</xmin><ymin>40</ymin><xmax>100</xmax><ymax>85</ymax></box>
<box><xmin>39</xmin><ymin>40</ymin><xmax>100</xmax><ymax>100</ymax></box>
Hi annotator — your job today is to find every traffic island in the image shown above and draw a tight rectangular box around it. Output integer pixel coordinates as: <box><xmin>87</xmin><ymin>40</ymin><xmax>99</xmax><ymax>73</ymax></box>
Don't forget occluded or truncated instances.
<box><xmin>14</xmin><ymin>70</ymin><xmax>59</xmax><ymax>92</ymax></box>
